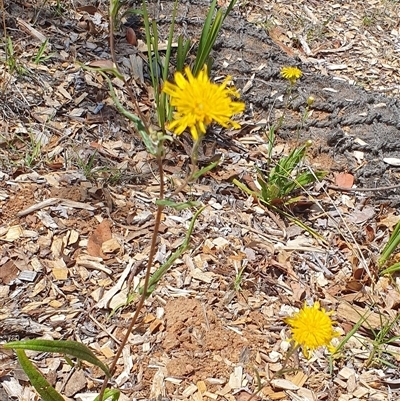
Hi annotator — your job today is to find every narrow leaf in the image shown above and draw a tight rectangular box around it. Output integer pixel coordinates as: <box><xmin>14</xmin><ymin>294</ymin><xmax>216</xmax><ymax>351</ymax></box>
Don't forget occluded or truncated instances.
<box><xmin>15</xmin><ymin>349</ymin><xmax>64</xmax><ymax>401</ymax></box>
<box><xmin>380</xmin><ymin>262</ymin><xmax>400</xmax><ymax>275</ymax></box>
<box><xmin>192</xmin><ymin>159</ymin><xmax>220</xmax><ymax>180</ymax></box>
<box><xmin>379</xmin><ymin>219</ymin><xmax>400</xmax><ymax>266</ymax></box>
<box><xmin>140</xmin><ymin>206</ymin><xmax>206</xmax><ymax>295</ymax></box>
<box><xmin>94</xmin><ymin>389</ymin><xmax>120</xmax><ymax>401</ymax></box>
<box><xmin>156</xmin><ymin>199</ymin><xmax>202</xmax><ymax>210</ymax></box>
<box><xmin>5</xmin><ymin>340</ymin><xmax>111</xmax><ymax>377</ymax></box>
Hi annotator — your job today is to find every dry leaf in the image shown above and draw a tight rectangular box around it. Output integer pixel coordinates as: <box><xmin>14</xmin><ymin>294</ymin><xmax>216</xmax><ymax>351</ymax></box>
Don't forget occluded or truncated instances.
<box><xmin>364</xmin><ymin>225</ymin><xmax>375</xmax><ymax>242</ymax></box>
<box><xmin>1</xmin><ymin>225</ymin><xmax>23</xmax><ymax>241</ymax></box>
<box><xmin>348</xmin><ymin>206</ymin><xmax>375</xmax><ymax>224</ymax></box>
<box><xmin>126</xmin><ymin>27</ymin><xmax>137</xmax><ymax>46</ymax></box>
<box><xmin>335</xmin><ymin>172</ymin><xmax>354</xmax><ymax>188</ymax></box>
<box><xmin>88</xmin><ymin>59</ymin><xmax>115</xmax><ymax>69</ymax></box>
<box><xmin>379</xmin><ymin>213</ymin><xmax>400</xmax><ymax>230</ymax></box>
<box><xmin>0</xmin><ymin>260</ymin><xmax>19</xmax><ymax>284</ymax></box>
<box><xmin>77</xmin><ymin>5</ymin><xmax>99</xmax><ymax>14</ymax></box>
<box><xmin>87</xmin><ymin>219</ymin><xmax>112</xmax><ymax>258</ymax></box>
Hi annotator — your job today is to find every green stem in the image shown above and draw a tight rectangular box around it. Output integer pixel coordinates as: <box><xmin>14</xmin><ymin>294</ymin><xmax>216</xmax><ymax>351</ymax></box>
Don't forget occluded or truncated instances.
<box><xmin>191</xmin><ymin>135</ymin><xmax>203</xmax><ymax>166</ymax></box>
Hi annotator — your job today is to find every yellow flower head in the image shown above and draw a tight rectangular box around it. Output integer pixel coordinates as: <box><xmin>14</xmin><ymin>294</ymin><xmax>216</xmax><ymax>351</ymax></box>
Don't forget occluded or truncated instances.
<box><xmin>285</xmin><ymin>301</ymin><xmax>339</xmax><ymax>358</ymax></box>
<box><xmin>280</xmin><ymin>66</ymin><xmax>302</xmax><ymax>84</ymax></box>
<box><xmin>162</xmin><ymin>65</ymin><xmax>245</xmax><ymax>141</ymax></box>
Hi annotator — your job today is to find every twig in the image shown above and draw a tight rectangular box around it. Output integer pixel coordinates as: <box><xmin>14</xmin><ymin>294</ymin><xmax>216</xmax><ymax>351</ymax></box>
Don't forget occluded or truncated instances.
<box><xmin>16</xmin><ymin>198</ymin><xmax>95</xmax><ymax>217</ymax></box>
<box><xmin>327</xmin><ymin>183</ymin><xmax>400</xmax><ymax>193</ymax></box>
<box><xmin>88</xmin><ymin>315</ymin><xmax>121</xmax><ymax>345</ymax></box>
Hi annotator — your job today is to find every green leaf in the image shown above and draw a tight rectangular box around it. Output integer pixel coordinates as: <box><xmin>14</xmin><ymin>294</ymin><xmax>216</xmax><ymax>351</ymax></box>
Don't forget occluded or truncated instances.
<box><xmin>193</xmin><ymin>0</ymin><xmax>238</xmax><ymax>76</ymax></box>
<box><xmin>257</xmin><ymin>178</ymin><xmax>269</xmax><ymax>201</ymax></box>
<box><xmin>140</xmin><ymin>206</ymin><xmax>206</xmax><ymax>295</ymax></box>
<box><xmin>380</xmin><ymin>262</ymin><xmax>400</xmax><ymax>275</ymax></box>
<box><xmin>192</xmin><ymin>158</ymin><xmax>220</xmax><ymax>180</ymax></box>
<box><xmin>379</xmin><ymin>220</ymin><xmax>400</xmax><ymax>267</ymax></box>
<box><xmin>94</xmin><ymin>389</ymin><xmax>120</xmax><ymax>401</ymax></box>
<box><xmin>232</xmin><ymin>178</ymin><xmax>257</xmax><ymax>197</ymax></box>
<box><xmin>176</xmin><ymin>35</ymin><xmax>191</xmax><ymax>72</ymax></box>
<box><xmin>5</xmin><ymin>340</ymin><xmax>111</xmax><ymax>377</ymax></box>
<box><xmin>156</xmin><ymin>199</ymin><xmax>202</xmax><ymax>210</ymax></box>
<box><xmin>15</xmin><ymin>349</ymin><xmax>64</xmax><ymax>401</ymax></box>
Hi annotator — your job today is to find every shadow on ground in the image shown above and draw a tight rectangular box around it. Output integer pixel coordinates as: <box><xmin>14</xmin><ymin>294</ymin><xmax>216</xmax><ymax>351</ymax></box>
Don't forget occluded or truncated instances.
<box><xmin>151</xmin><ymin>0</ymin><xmax>400</xmax><ymax>205</ymax></box>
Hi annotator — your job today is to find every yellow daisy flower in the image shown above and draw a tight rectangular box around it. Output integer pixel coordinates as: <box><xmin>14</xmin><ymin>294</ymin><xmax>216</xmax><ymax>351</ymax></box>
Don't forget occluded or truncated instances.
<box><xmin>285</xmin><ymin>301</ymin><xmax>339</xmax><ymax>358</ymax></box>
<box><xmin>280</xmin><ymin>66</ymin><xmax>302</xmax><ymax>84</ymax></box>
<box><xmin>162</xmin><ymin>65</ymin><xmax>245</xmax><ymax>141</ymax></box>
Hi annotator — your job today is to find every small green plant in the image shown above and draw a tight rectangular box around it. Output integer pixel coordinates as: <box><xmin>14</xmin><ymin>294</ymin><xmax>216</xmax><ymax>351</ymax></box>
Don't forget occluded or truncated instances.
<box><xmin>33</xmin><ymin>39</ymin><xmax>54</xmax><ymax>64</ymax></box>
<box><xmin>233</xmin><ymin>140</ymin><xmax>327</xmax><ymax>244</ymax></box>
<box><xmin>233</xmin><ymin>66</ymin><xmax>326</xmax><ymax>242</ymax></box>
<box><xmin>25</xmin><ymin>133</ymin><xmax>43</xmax><ymax>168</ymax></box>
<box><xmin>53</xmin><ymin>0</ymin><xmax>66</xmax><ymax>16</ymax></box>
<box><xmin>260</xmin><ymin>18</ymin><xmax>276</xmax><ymax>32</ymax></box>
<box><xmin>305</xmin><ymin>16</ymin><xmax>333</xmax><ymax>44</ymax></box>
<box><xmin>74</xmin><ymin>150</ymin><xmax>124</xmax><ymax>183</ymax></box>
<box><xmin>5</xmin><ymin>36</ymin><xmax>25</xmax><ymax>75</ymax></box>
<box><xmin>233</xmin><ymin>264</ymin><xmax>247</xmax><ymax>291</ymax></box>
<box><xmin>333</xmin><ymin>306</ymin><xmax>400</xmax><ymax>369</ymax></box>
<box><xmin>0</xmin><ymin>132</ymin><xmax>42</xmax><ymax>168</ymax></box>
<box><xmin>75</xmin><ymin>150</ymin><xmax>99</xmax><ymax>180</ymax></box>
<box><xmin>378</xmin><ymin>219</ymin><xmax>400</xmax><ymax>274</ymax></box>
<box><xmin>107</xmin><ymin>169</ymin><xmax>123</xmax><ymax>185</ymax></box>
<box><xmin>234</xmin><ymin>140</ymin><xmax>326</xmax><ymax>207</ymax></box>
<box><xmin>239</xmin><ymin>68</ymin><xmax>320</xmax><ymax>204</ymax></box>
<box><xmin>364</xmin><ymin>312</ymin><xmax>400</xmax><ymax>368</ymax></box>
<box><xmin>362</xmin><ymin>15</ymin><xmax>373</xmax><ymax>26</ymax></box>
<box><xmin>32</xmin><ymin>0</ymin><xmax>65</xmax><ymax>22</ymax></box>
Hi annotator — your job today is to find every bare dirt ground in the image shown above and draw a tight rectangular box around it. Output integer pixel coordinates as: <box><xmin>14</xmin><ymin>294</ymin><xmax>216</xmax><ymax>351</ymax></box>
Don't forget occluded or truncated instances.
<box><xmin>1</xmin><ymin>1</ymin><xmax>400</xmax><ymax>401</ymax></box>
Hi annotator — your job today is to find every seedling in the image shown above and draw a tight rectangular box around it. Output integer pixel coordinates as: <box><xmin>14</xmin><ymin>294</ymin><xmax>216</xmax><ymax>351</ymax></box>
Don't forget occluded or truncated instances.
<box><xmin>33</xmin><ymin>39</ymin><xmax>54</xmax><ymax>64</ymax></box>
<box><xmin>5</xmin><ymin>36</ymin><xmax>25</xmax><ymax>75</ymax></box>
<box><xmin>378</xmin><ymin>219</ymin><xmax>400</xmax><ymax>274</ymax></box>
<box><xmin>235</xmin><ymin>141</ymin><xmax>326</xmax><ymax>207</ymax></box>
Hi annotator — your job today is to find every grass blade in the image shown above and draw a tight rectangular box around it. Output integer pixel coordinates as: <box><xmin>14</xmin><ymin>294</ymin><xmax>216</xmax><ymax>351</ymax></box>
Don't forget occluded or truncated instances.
<box><xmin>378</xmin><ymin>220</ymin><xmax>400</xmax><ymax>267</ymax></box>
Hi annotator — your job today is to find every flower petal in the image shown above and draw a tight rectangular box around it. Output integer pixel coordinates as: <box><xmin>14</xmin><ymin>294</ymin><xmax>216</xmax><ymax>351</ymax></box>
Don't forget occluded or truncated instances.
<box><xmin>162</xmin><ymin>65</ymin><xmax>245</xmax><ymax>141</ymax></box>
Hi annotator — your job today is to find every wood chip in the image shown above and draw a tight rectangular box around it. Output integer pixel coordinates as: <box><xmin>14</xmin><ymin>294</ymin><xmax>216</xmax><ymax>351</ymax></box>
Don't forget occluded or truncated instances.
<box><xmin>271</xmin><ymin>379</ymin><xmax>299</xmax><ymax>391</ymax></box>
<box><xmin>228</xmin><ymin>366</ymin><xmax>243</xmax><ymax>389</ymax></box>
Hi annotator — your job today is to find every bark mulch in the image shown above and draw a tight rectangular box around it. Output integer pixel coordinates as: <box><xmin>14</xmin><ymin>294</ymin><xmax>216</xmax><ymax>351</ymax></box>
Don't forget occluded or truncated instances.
<box><xmin>1</xmin><ymin>1</ymin><xmax>400</xmax><ymax>401</ymax></box>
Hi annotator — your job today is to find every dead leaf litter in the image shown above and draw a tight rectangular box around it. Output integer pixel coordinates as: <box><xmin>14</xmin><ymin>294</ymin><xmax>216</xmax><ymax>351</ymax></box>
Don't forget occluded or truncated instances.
<box><xmin>1</xmin><ymin>1</ymin><xmax>400</xmax><ymax>401</ymax></box>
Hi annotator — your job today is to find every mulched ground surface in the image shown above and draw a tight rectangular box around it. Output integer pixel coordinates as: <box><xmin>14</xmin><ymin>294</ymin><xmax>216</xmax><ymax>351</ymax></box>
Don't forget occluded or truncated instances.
<box><xmin>1</xmin><ymin>1</ymin><xmax>400</xmax><ymax>401</ymax></box>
